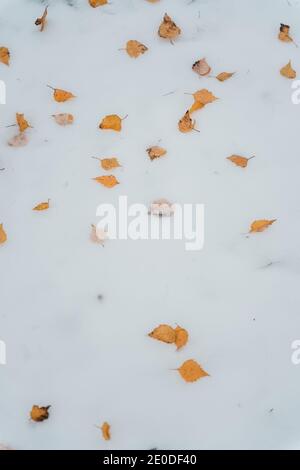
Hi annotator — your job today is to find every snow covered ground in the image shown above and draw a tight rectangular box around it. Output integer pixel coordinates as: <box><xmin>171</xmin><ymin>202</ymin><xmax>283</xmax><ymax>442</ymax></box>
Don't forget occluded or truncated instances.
<box><xmin>1</xmin><ymin>0</ymin><xmax>300</xmax><ymax>451</ymax></box>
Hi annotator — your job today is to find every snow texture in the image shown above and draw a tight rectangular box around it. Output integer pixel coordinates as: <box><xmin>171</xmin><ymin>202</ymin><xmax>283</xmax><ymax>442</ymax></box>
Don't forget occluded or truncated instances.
<box><xmin>0</xmin><ymin>0</ymin><xmax>300</xmax><ymax>450</ymax></box>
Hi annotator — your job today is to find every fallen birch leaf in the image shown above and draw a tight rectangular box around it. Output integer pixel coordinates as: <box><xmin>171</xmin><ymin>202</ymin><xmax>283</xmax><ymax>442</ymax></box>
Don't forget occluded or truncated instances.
<box><xmin>126</xmin><ymin>40</ymin><xmax>148</xmax><ymax>58</ymax></box>
<box><xmin>89</xmin><ymin>0</ymin><xmax>108</xmax><ymax>7</ymax></box>
<box><xmin>178</xmin><ymin>111</ymin><xmax>195</xmax><ymax>133</ymax></box>
<box><xmin>193</xmin><ymin>89</ymin><xmax>217</xmax><ymax>105</ymax></box>
<box><xmin>175</xmin><ymin>326</ymin><xmax>189</xmax><ymax>350</ymax></box>
<box><xmin>30</xmin><ymin>405</ymin><xmax>51</xmax><ymax>422</ymax></box>
<box><xmin>178</xmin><ymin>360</ymin><xmax>209</xmax><ymax>383</ymax></box>
<box><xmin>193</xmin><ymin>58</ymin><xmax>211</xmax><ymax>77</ymax></box>
<box><xmin>52</xmin><ymin>113</ymin><xmax>74</xmax><ymax>126</ymax></box>
<box><xmin>227</xmin><ymin>155</ymin><xmax>255</xmax><ymax>168</ymax></box>
<box><xmin>93</xmin><ymin>175</ymin><xmax>119</xmax><ymax>188</ymax></box>
<box><xmin>90</xmin><ymin>224</ymin><xmax>106</xmax><ymax>245</ymax></box>
<box><xmin>8</xmin><ymin>133</ymin><xmax>28</xmax><ymax>147</ymax></box>
<box><xmin>150</xmin><ymin>199</ymin><xmax>174</xmax><ymax>216</ymax></box>
<box><xmin>33</xmin><ymin>199</ymin><xmax>50</xmax><ymax>211</ymax></box>
<box><xmin>149</xmin><ymin>324</ymin><xmax>176</xmax><ymax>344</ymax></box>
<box><xmin>0</xmin><ymin>47</ymin><xmax>10</xmax><ymax>66</ymax></box>
<box><xmin>249</xmin><ymin>219</ymin><xmax>277</xmax><ymax>233</ymax></box>
<box><xmin>35</xmin><ymin>6</ymin><xmax>48</xmax><ymax>32</ymax></box>
<box><xmin>101</xmin><ymin>422</ymin><xmax>111</xmax><ymax>441</ymax></box>
<box><xmin>147</xmin><ymin>146</ymin><xmax>167</xmax><ymax>161</ymax></box>
<box><xmin>47</xmin><ymin>86</ymin><xmax>75</xmax><ymax>102</ymax></box>
<box><xmin>280</xmin><ymin>61</ymin><xmax>296</xmax><ymax>79</ymax></box>
<box><xmin>158</xmin><ymin>14</ymin><xmax>181</xmax><ymax>41</ymax></box>
<box><xmin>0</xmin><ymin>224</ymin><xmax>7</xmax><ymax>244</ymax></box>
<box><xmin>216</xmin><ymin>72</ymin><xmax>235</xmax><ymax>82</ymax></box>
<box><xmin>16</xmin><ymin>113</ymin><xmax>31</xmax><ymax>132</ymax></box>
<box><xmin>100</xmin><ymin>158</ymin><xmax>121</xmax><ymax>170</ymax></box>
<box><xmin>99</xmin><ymin>114</ymin><xmax>123</xmax><ymax>131</ymax></box>
<box><xmin>279</xmin><ymin>23</ymin><xmax>293</xmax><ymax>43</ymax></box>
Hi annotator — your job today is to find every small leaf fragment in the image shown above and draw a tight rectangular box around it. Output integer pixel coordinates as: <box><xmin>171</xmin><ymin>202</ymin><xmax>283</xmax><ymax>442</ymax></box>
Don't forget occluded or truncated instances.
<box><xmin>178</xmin><ymin>111</ymin><xmax>195</xmax><ymax>133</ymax></box>
<box><xmin>280</xmin><ymin>61</ymin><xmax>296</xmax><ymax>79</ymax></box>
<box><xmin>149</xmin><ymin>324</ymin><xmax>176</xmax><ymax>344</ymax></box>
<box><xmin>35</xmin><ymin>6</ymin><xmax>48</xmax><ymax>32</ymax></box>
<box><xmin>93</xmin><ymin>175</ymin><xmax>119</xmax><ymax>188</ymax></box>
<box><xmin>52</xmin><ymin>113</ymin><xmax>74</xmax><ymax>126</ymax></box>
<box><xmin>101</xmin><ymin>422</ymin><xmax>111</xmax><ymax>441</ymax></box>
<box><xmin>0</xmin><ymin>47</ymin><xmax>10</xmax><ymax>66</ymax></box>
<box><xmin>30</xmin><ymin>405</ymin><xmax>51</xmax><ymax>422</ymax></box>
<box><xmin>147</xmin><ymin>146</ymin><xmax>167</xmax><ymax>161</ymax></box>
<box><xmin>8</xmin><ymin>133</ymin><xmax>28</xmax><ymax>147</ymax></box>
<box><xmin>158</xmin><ymin>13</ymin><xmax>181</xmax><ymax>41</ymax></box>
<box><xmin>126</xmin><ymin>40</ymin><xmax>148</xmax><ymax>58</ymax></box>
<box><xmin>99</xmin><ymin>115</ymin><xmax>122</xmax><ymax>131</ymax></box>
<box><xmin>89</xmin><ymin>0</ymin><xmax>108</xmax><ymax>7</ymax></box>
<box><xmin>192</xmin><ymin>58</ymin><xmax>211</xmax><ymax>77</ymax></box>
<box><xmin>249</xmin><ymin>219</ymin><xmax>277</xmax><ymax>233</ymax></box>
<box><xmin>0</xmin><ymin>224</ymin><xmax>7</xmax><ymax>245</ymax></box>
<box><xmin>175</xmin><ymin>326</ymin><xmax>189</xmax><ymax>350</ymax></box>
<box><xmin>216</xmin><ymin>72</ymin><xmax>235</xmax><ymax>82</ymax></box>
<box><xmin>178</xmin><ymin>359</ymin><xmax>209</xmax><ymax>383</ymax></box>
<box><xmin>90</xmin><ymin>224</ymin><xmax>106</xmax><ymax>245</ymax></box>
<box><xmin>227</xmin><ymin>155</ymin><xmax>254</xmax><ymax>168</ymax></box>
<box><xmin>33</xmin><ymin>199</ymin><xmax>50</xmax><ymax>211</ymax></box>
<box><xmin>278</xmin><ymin>23</ymin><xmax>293</xmax><ymax>43</ymax></box>
<box><xmin>16</xmin><ymin>113</ymin><xmax>31</xmax><ymax>132</ymax></box>
<box><xmin>100</xmin><ymin>158</ymin><xmax>121</xmax><ymax>170</ymax></box>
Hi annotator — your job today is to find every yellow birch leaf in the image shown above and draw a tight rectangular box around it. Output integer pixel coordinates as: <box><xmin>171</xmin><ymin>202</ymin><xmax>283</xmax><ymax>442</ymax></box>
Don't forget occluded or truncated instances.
<box><xmin>227</xmin><ymin>155</ymin><xmax>255</xmax><ymax>168</ymax></box>
<box><xmin>0</xmin><ymin>224</ymin><xmax>7</xmax><ymax>244</ymax></box>
<box><xmin>149</xmin><ymin>324</ymin><xmax>176</xmax><ymax>344</ymax></box>
<box><xmin>178</xmin><ymin>359</ymin><xmax>209</xmax><ymax>383</ymax></box>
<box><xmin>249</xmin><ymin>219</ymin><xmax>277</xmax><ymax>233</ymax></box>
<box><xmin>178</xmin><ymin>111</ymin><xmax>195</xmax><ymax>133</ymax></box>
<box><xmin>33</xmin><ymin>199</ymin><xmax>50</xmax><ymax>211</ymax></box>
<box><xmin>146</xmin><ymin>146</ymin><xmax>167</xmax><ymax>161</ymax></box>
<box><xmin>278</xmin><ymin>24</ymin><xmax>293</xmax><ymax>43</ymax></box>
<box><xmin>93</xmin><ymin>175</ymin><xmax>119</xmax><ymax>188</ymax></box>
<box><xmin>16</xmin><ymin>113</ymin><xmax>31</xmax><ymax>132</ymax></box>
<box><xmin>35</xmin><ymin>6</ymin><xmax>48</xmax><ymax>32</ymax></box>
<box><xmin>30</xmin><ymin>405</ymin><xmax>51</xmax><ymax>422</ymax></box>
<box><xmin>100</xmin><ymin>158</ymin><xmax>121</xmax><ymax>170</ymax></box>
<box><xmin>0</xmin><ymin>47</ymin><xmax>10</xmax><ymax>66</ymax></box>
<box><xmin>280</xmin><ymin>61</ymin><xmax>296</xmax><ymax>79</ymax></box>
<box><xmin>216</xmin><ymin>72</ymin><xmax>235</xmax><ymax>82</ymax></box>
<box><xmin>101</xmin><ymin>422</ymin><xmax>111</xmax><ymax>441</ymax></box>
<box><xmin>158</xmin><ymin>14</ymin><xmax>181</xmax><ymax>41</ymax></box>
<box><xmin>89</xmin><ymin>0</ymin><xmax>108</xmax><ymax>7</ymax></box>
<box><xmin>99</xmin><ymin>114</ymin><xmax>122</xmax><ymax>131</ymax></box>
<box><xmin>126</xmin><ymin>40</ymin><xmax>148</xmax><ymax>58</ymax></box>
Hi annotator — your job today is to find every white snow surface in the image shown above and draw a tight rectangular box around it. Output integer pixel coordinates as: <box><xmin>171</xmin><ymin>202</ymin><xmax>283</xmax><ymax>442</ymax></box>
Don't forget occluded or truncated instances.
<box><xmin>1</xmin><ymin>0</ymin><xmax>300</xmax><ymax>451</ymax></box>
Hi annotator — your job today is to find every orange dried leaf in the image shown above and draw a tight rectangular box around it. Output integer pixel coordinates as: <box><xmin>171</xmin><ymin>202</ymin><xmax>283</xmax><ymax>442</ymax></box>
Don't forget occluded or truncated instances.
<box><xmin>8</xmin><ymin>133</ymin><xmax>28</xmax><ymax>147</ymax></box>
<box><xmin>280</xmin><ymin>61</ymin><xmax>296</xmax><ymax>79</ymax></box>
<box><xmin>126</xmin><ymin>40</ymin><xmax>148</xmax><ymax>58</ymax></box>
<box><xmin>149</xmin><ymin>324</ymin><xmax>176</xmax><ymax>344</ymax></box>
<box><xmin>33</xmin><ymin>199</ymin><xmax>50</xmax><ymax>211</ymax></box>
<box><xmin>101</xmin><ymin>422</ymin><xmax>111</xmax><ymax>441</ymax></box>
<box><xmin>249</xmin><ymin>219</ymin><xmax>277</xmax><ymax>233</ymax></box>
<box><xmin>0</xmin><ymin>47</ymin><xmax>10</xmax><ymax>66</ymax></box>
<box><xmin>35</xmin><ymin>6</ymin><xmax>48</xmax><ymax>32</ymax></box>
<box><xmin>93</xmin><ymin>175</ymin><xmax>119</xmax><ymax>188</ymax></box>
<box><xmin>101</xmin><ymin>158</ymin><xmax>121</xmax><ymax>170</ymax></box>
<box><xmin>175</xmin><ymin>326</ymin><xmax>189</xmax><ymax>350</ymax></box>
<box><xmin>216</xmin><ymin>72</ymin><xmax>235</xmax><ymax>82</ymax></box>
<box><xmin>192</xmin><ymin>58</ymin><xmax>211</xmax><ymax>77</ymax></box>
<box><xmin>227</xmin><ymin>155</ymin><xmax>254</xmax><ymax>168</ymax></box>
<box><xmin>89</xmin><ymin>0</ymin><xmax>108</xmax><ymax>7</ymax></box>
<box><xmin>52</xmin><ymin>113</ymin><xmax>74</xmax><ymax>126</ymax></box>
<box><xmin>49</xmin><ymin>87</ymin><xmax>75</xmax><ymax>103</ymax></box>
<box><xmin>147</xmin><ymin>146</ymin><xmax>167</xmax><ymax>161</ymax></box>
<box><xmin>0</xmin><ymin>224</ymin><xmax>7</xmax><ymax>245</ymax></box>
<box><xmin>178</xmin><ymin>359</ymin><xmax>209</xmax><ymax>383</ymax></box>
<box><xmin>158</xmin><ymin>13</ymin><xmax>181</xmax><ymax>41</ymax></box>
<box><xmin>193</xmin><ymin>89</ymin><xmax>217</xmax><ymax>105</ymax></box>
<box><xmin>30</xmin><ymin>405</ymin><xmax>51</xmax><ymax>422</ymax></box>
<box><xmin>16</xmin><ymin>113</ymin><xmax>31</xmax><ymax>132</ymax></box>
<box><xmin>178</xmin><ymin>111</ymin><xmax>195</xmax><ymax>133</ymax></box>
<box><xmin>279</xmin><ymin>23</ymin><xmax>293</xmax><ymax>43</ymax></box>
<box><xmin>99</xmin><ymin>114</ymin><xmax>122</xmax><ymax>131</ymax></box>
<box><xmin>189</xmin><ymin>101</ymin><xmax>205</xmax><ymax>113</ymax></box>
